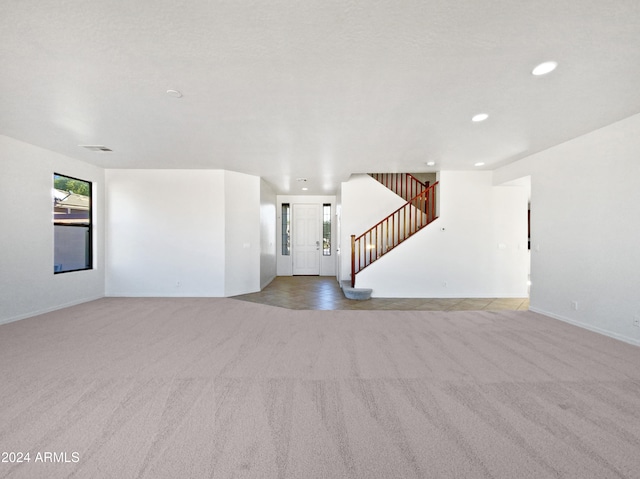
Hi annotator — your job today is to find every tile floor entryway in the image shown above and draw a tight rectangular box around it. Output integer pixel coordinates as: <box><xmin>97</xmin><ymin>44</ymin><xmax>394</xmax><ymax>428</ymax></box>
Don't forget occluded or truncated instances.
<box><xmin>232</xmin><ymin>276</ymin><xmax>530</xmax><ymax>311</ymax></box>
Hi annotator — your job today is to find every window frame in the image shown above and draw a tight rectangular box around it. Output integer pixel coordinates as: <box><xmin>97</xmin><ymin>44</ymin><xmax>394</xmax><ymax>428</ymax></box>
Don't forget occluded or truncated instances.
<box><xmin>53</xmin><ymin>172</ymin><xmax>93</xmax><ymax>274</ymax></box>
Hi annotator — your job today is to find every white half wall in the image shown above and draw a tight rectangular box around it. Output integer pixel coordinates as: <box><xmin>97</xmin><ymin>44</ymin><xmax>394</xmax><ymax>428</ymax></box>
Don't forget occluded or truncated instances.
<box><xmin>0</xmin><ymin>135</ymin><xmax>105</xmax><ymax>324</ymax></box>
<box><xmin>335</xmin><ymin>186</ymin><xmax>343</xmax><ymax>283</ymax></box>
<box><xmin>224</xmin><ymin>171</ymin><xmax>261</xmax><ymax>296</ymax></box>
<box><xmin>260</xmin><ymin>179</ymin><xmax>277</xmax><ymax>289</ymax></box>
<box><xmin>341</xmin><ymin>171</ymin><xmax>529</xmax><ymax>298</ymax></box>
<box><xmin>105</xmin><ymin>169</ymin><xmax>226</xmax><ymax>296</ymax></box>
<box><xmin>494</xmin><ymin>113</ymin><xmax>640</xmax><ymax>346</ymax></box>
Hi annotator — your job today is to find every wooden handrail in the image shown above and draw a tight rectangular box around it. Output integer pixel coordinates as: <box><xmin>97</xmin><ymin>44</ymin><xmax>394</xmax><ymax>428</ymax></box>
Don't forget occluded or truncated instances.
<box><xmin>351</xmin><ymin>181</ymin><xmax>439</xmax><ymax>287</ymax></box>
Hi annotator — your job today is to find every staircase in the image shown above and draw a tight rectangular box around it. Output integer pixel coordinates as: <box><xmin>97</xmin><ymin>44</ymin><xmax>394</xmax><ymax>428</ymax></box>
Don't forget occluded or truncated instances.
<box><xmin>369</xmin><ymin>173</ymin><xmax>429</xmax><ymax>205</ymax></box>
<box><xmin>350</xmin><ymin>173</ymin><xmax>439</xmax><ymax>288</ymax></box>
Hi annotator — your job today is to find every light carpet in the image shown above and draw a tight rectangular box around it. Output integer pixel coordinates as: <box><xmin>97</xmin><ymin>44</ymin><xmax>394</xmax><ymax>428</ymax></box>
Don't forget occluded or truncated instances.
<box><xmin>1</xmin><ymin>297</ymin><xmax>639</xmax><ymax>478</ymax></box>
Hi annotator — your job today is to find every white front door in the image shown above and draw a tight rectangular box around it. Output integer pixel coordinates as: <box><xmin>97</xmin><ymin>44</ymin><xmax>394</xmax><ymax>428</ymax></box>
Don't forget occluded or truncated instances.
<box><xmin>292</xmin><ymin>204</ymin><xmax>321</xmax><ymax>275</ymax></box>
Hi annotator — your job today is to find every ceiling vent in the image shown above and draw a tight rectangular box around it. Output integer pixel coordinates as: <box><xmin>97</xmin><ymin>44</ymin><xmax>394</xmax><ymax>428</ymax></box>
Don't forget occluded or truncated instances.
<box><xmin>79</xmin><ymin>145</ymin><xmax>112</xmax><ymax>152</ymax></box>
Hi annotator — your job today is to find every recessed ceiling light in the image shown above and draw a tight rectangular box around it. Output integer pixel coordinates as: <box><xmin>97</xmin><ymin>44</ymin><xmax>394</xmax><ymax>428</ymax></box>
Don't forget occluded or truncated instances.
<box><xmin>474</xmin><ymin>162</ymin><xmax>485</xmax><ymax>167</ymax></box>
<box><xmin>426</xmin><ymin>161</ymin><xmax>436</xmax><ymax>167</ymax></box>
<box><xmin>301</xmin><ymin>187</ymin><xmax>309</xmax><ymax>191</ymax></box>
<box><xmin>472</xmin><ymin>113</ymin><xmax>489</xmax><ymax>122</ymax></box>
<box><xmin>532</xmin><ymin>61</ymin><xmax>558</xmax><ymax>76</ymax></box>
<box><xmin>166</xmin><ymin>89</ymin><xmax>183</xmax><ymax>98</ymax></box>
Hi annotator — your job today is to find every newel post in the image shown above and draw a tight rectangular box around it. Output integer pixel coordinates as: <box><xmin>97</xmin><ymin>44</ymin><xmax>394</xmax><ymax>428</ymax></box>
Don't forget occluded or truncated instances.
<box><xmin>350</xmin><ymin>234</ymin><xmax>356</xmax><ymax>288</ymax></box>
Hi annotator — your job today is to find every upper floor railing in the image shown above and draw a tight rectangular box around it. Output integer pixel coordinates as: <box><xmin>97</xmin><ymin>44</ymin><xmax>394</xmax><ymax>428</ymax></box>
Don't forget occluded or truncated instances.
<box><xmin>369</xmin><ymin>173</ymin><xmax>429</xmax><ymax>204</ymax></box>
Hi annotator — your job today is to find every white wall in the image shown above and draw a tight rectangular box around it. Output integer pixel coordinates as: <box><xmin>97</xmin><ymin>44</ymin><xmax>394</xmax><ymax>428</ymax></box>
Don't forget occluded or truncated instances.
<box><xmin>260</xmin><ymin>179</ymin><xmax>277</xmax><ymax>289</ymax></box>
<box><xmin>105</xmin><ymin>169</ymin><xmax>226</xmax><ymax>296</ymax></box>
<box><xmin>224</xmin><ymin>171</ymin><xmax>261</xmax><ymax>296</ymax></box>
<box><xmin>341</xmin><ymin>172</ymin><xmax>529</xmax><ymax>298</ymax></box>
<box><xmin>494</xmin><ymin>113</ymin><xmax>640</xmax><ymax>346</ymax></box>
<box><xmin>106</xmin><ymin>169</ymin><xmax>263</xmax><ymax>297</ymax></box>
<box><xmin>276</xmin><ymin>195</ymin><xmax>338</xmax><ymax>276</ymax></box>
<box><xmin>0</xmin><ymin>135</ymin><xmax>105</xmax><ymax>324</ymax></box>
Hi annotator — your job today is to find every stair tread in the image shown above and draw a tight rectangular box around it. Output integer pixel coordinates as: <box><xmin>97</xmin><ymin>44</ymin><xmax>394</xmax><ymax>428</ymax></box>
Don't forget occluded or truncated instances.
<box><xmin>340</xmin><ymin>281</ymin><xmax>372</xmax><ymax>300</ymax></box>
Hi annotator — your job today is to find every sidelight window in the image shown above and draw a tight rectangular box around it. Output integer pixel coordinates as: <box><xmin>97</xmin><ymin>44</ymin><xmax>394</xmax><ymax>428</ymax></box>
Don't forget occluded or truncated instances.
<box><xmin>282</xmin><ymin>203</ymin><xmax>291</xmax><ymax>255</ymax></box>
<box><xmin>323</xmin><ymin>204</ymin><xmax>331</xmax><ymax>256</ymax></box>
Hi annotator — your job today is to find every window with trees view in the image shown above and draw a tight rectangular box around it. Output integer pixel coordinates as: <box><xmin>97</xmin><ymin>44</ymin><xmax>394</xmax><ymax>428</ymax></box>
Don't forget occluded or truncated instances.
<box><xmin>53</xmin><ymin>173</ymin><xmax>92</xmax><ymax>273</ymax></box>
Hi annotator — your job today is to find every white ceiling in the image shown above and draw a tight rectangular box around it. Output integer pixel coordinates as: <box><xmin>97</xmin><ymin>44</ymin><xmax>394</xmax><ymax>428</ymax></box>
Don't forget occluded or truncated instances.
<box><xmin>2</xmin><ymin>0</ymin><xmax>640</xmax><ymax>195</ymax></box>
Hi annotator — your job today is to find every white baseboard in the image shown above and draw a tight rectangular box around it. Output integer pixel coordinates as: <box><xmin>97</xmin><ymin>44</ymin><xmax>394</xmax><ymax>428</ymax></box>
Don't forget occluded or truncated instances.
<box><xmin>0</xmin><ymin>295</ymin><xmax>105</xmax><ymax>326</ymax></box>
<box><xmin>105</xmin><ymin>292</ymin><xmax>227</xmax><ymax>298</ymax></box>
<box><xmin>529</xmin><ymin>307</ymin><xmax>640</xmax><ymax>348</ymax></box>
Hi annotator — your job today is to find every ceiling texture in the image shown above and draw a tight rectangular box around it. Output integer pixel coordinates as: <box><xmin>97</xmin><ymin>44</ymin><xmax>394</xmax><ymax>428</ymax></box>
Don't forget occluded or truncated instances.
<box><xmin>2</xmin><ymin>0</ymin><xmax>640</xmax><ymax>194</ymax></box>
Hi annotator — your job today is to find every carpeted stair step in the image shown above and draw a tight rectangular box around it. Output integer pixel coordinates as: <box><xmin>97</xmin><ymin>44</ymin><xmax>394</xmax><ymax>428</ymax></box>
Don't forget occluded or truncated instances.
<box><xmin>340</xmin><ymin>280</ymin><xmax>372</xmax><ymax>300</ymax></box>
